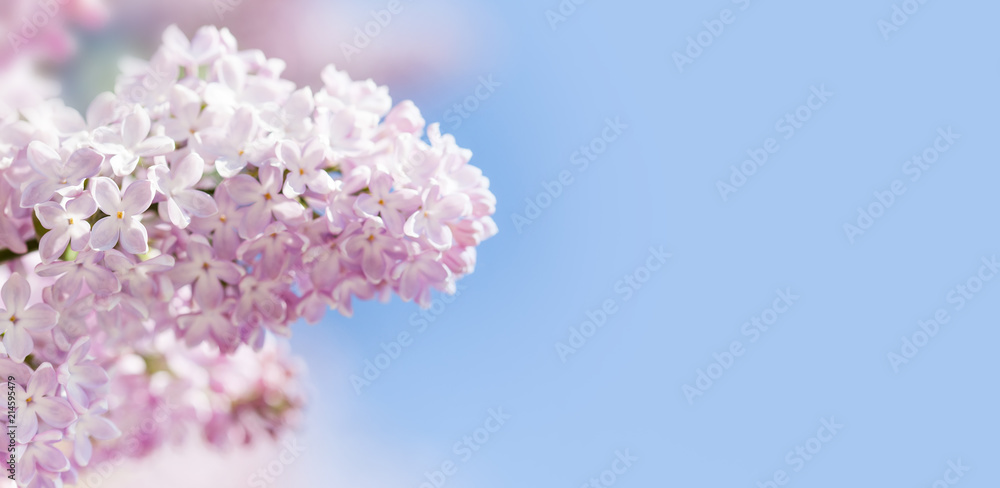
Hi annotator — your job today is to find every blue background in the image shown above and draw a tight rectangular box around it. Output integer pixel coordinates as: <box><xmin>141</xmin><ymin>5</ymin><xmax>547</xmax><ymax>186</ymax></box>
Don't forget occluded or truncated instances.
<box><xmin>281</xmin><ymin>0</ymin><xmax>1000</xmax><ymax>486</ymax></box>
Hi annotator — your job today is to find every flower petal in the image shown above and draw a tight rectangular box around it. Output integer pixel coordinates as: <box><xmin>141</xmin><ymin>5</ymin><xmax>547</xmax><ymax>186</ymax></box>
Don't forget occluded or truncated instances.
<box><xmin>90</xmin><ymin>177</ymin><xmax>122</xmax><ymax>214</ymax></box>
<box><xmin>65</xmin><ymin>148</ymin><xmax>104</xmax><ymax>181</ymax></box>
<box><xmin>26</xmin><ymin>142</ymin><xmax>61</xmax><ymax>177</ymax></box>
<box><xmin>172</xmin><ymin>153</ymin><xmax>205</xmax><ymax>190</ymax></box>
<box><xmin>38</xmin><ymin>231</ymin><xmax>70</xmax><ymax>263</ymax></box>
<box><xmin>67</xmin><ymin>193</ymin><xmax>98</xmax><ymax>219</ymax></box>
<box><xmin>17</xmin><ymin>304</ymin><xmax>58</xmax><ymax>331</ymax></box>
<box><xmin>122</xmin><ymin>180</ymin><xmax>154</xmax><ymax>213</ymax></box>
<box><xmin>4</xmin><ymin>325</ymin><xmax>34</xmax><ymax>363</ymax></box>
<box><xmin>1</xmin><ymin>273</ymin><xmax>29</xmax><ymax>313</ymax></box>
<box><xmin>33</xmin><ymin>440</ymin><xmax>70</xmax><ymax>472</ymax></box>
<box><xmin>33</xmin><ymin>397</ymin><xmax>76</xmax><ymax>428</ymax></box>
<box><xmin>120</xmin><ymin>219</ymin><xmax>149</xmax><ymax>255</ymax></box>
<box><xmin>89</xmin><ymin>217</ymin><xmax>120</xmax><ymax>251</ymax></box>
<box><xmin>27</xmin><ymin>363</ymin><xmax>58</xmax><ymax>398</ymax></box>
<box><xmin>20</xmin><ymin>180</ymin><xmax>60</xmax><ymax>208</ymax></box>
<box><xmin>122</xmin><ymin>107</ymin><xmax>151</xmax><ymax>148</ymax></box>
<box><xmin>135</xmin><ymin>136</ymin><xmax>176</xmax><ymax>157</ymax></box>
<box><xmin>174</xmin><ymin>189</ymin><xmax>218</xmax><ymax>218</ymax></box>
<box><xmin>225</xmin><ymin>175</ymin><xmax>262</xmax><ymax>205</ymax></box>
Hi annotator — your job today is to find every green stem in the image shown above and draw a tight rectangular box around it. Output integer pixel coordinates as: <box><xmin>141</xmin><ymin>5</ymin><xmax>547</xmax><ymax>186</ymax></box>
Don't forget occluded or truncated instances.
<box><xmin>0</xmin><ymin>239</ymin><xmax>38</xmax><ymax>264</ymax></box>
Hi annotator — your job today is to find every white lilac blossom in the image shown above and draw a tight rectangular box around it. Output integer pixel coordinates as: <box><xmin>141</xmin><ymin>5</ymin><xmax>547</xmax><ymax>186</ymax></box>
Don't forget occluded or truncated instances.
<box><xmin>0</xmin><ymin>23</ymin><xmax>496</xmax><ymax>487</ymax></box>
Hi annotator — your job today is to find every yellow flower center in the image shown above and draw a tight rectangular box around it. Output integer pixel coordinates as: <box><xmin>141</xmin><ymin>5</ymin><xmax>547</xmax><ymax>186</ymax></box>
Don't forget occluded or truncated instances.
<box><xmin>67</xmin><ymin>217</ymin><xmax>74</xmax><ymax>225</ymax></box>
<box><xmin>264</xmin><ymin>193</ymin><xmax>272</xmax><ymax>201</ymax></box>
<box><xmin>116</xmin><ymin>211</ymin><xmax>124</xmax><ymax>219</ymax></box>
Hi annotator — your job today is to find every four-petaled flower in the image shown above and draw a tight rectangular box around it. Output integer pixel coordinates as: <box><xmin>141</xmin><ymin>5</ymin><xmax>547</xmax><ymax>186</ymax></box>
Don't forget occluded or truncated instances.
<box><xmin>70</xmin><ymin>403</ymin><xmax>121</xmax><ymax>467</ymax></box>
<box><xmin>355</xmin><ymin>171</ymin><xmax>420</xmax><ymax>237</ymax></box>
<box><xmin>149</xmin><ymin>152</ymin><xmax>218</xmax><ymax>228</ymax></box>
<box><xmin>14</xmin><ymin>363</ymin><xmax>77</xmax><ymax>443</ymax></box>
<box><xmin>198</xmin><ymin>106</ymin><xmax>258</xmax><ymax>177</ymax></box>
<box><xmin>226</xmin><ymin>164</ymin><xmax>303</xmax><ymax>238</ymax></box>
<box><xmin>20</xmin><ymin>142</ymin><xmax>103</xmax><ymax>208</ymax></box>
<box><xmin>0</xmin><ymin>273</ymin><xmax>59</xmax><ymax>363</ymax></box>
<box><xmin>342</xmin><ymin>219</ymin><xmax>406</xmax><ymax>283</ymax></box>
<box><xmin>170</xmin><ymin>238</ymin><xmax>243</xmax><ymax>307</ymax></box>
<box><xmin>188</xmin><ymin>184</ymin><xmax>244</xmax><ymax>260</ymax></box>
<box><xmin>276</xmin><ymin>138</ymin><xmax>335</xmax><ymax>197</ymax></box>
<box><xmin>15</xmin><ymin>429</ymin><xmax>71</xmax><ymax>487</ymax></box>
<box><xmin>404</xmin><ymin>185</ymin><xmax>471</xmax><ymax>250</ymax></box>
<box><xmin>33</xmin><ymin>194</ymin><xmax>98</xmax><ymax>263</ymax></box>
<box><xmin>57</xmin><ymin>338</ymin><xmax>110</xmax><ymax>411</ymax></box>
<box><xmin>90</xmin><ymin>177</ymin><xmax>155</xmax><ymax>254</ymax></box>
<box><xmin>92</xmin><ymin>106</ymin><xmax>175</xmax><ymax>176</ymax></box>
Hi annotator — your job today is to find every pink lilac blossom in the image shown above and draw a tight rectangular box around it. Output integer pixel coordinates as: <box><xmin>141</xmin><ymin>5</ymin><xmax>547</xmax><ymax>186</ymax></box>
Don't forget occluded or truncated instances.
<box><xmin>0</xmin><ymin>23</ymin><xmax>496</xmax><ymax>487</ymax></box>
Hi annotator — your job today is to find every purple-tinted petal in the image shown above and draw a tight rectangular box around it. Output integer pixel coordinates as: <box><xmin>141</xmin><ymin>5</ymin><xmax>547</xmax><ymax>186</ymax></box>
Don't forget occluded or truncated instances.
<box><xmin>84</xmin><ymin>415</ymin><xmax>120</xmax><ymax>440</ymax></box>
<box><xmin>170</xmin><ymin>262</ymin><xmax>202</xmax><ymax>287</ymax></box>
<box><xmin>230</xmin><ymin>107</ymin><xmax>256</xmax><ymax>144</ymax></box>
<box><xmin>86</xmin><ymin>92</ymin><xmax>120</xmax><ymax>128</ymax></box>
<box><xmin>271</xmin><ymin>200</ymin><xmax>304</xmax><ymax>221</ymax></box>
<box><xmin>66</xmin><ymin>193</ymin><xmax>98</xmax><ymax>218</ymax></box>
<box><xmin>135</xmin><ymin>136</ymin><xmax>175</xmax><ymax>157</ymax></box>
<box><xmin>164</xmin><ymin>198</ymin><xmax>189</xmax><ymax>228</ymax></box>
<box><xmin>110</xmin><ymin>153</ymin><xmax>141</xmax><ymax>176</ymax></box>
<box><xmin>89</xmin><ymin>217</ymin><xmax>120</xmax><ymax>251</ymax></box>
<box><xmin>258</xmin><ymin>164</ymin><xmax>283</xmax><ymax>193</ymax></box>
<box><xmin>224</xmin><ymin>175</ymin><xmax>261</xmax><ymax>205</ymax></box>
<box><xmin>172</xmin><ymin>153</ymin><xmax>205</xmax><ymax>190</ymax></box>
<box><xmin>33</xmin><ymin>441</ymin><xmax>70</xmax><ymax>472</ymax></box>
<box><xmin>240</xmin><ymin>202</ymin><xmax>270</xmax><ymax>238</ymax></box>
<box><xmin>65</xmin><ymin>148</ymin><xmax>104</xmax><ymax>181</ymax></box>
<box><xmin>214</xmin><ymin>226</ymin><xmax>240</xmax><ymax>260</ymax></box>
<box><xmin>17</xmin><ymin>304</ymin><xmax>58</xmax><ymax>332</ymax></box>
<box><xmin>69</xmin><ymin>221</ymin><xmax>94</xmax><ymax>251</ymax></box>
<box><xmin>33</xmin><ymin>203</ymin><xmax>65</xmax><ymax>230</ymax></box>
<box><xmin>90</xmin><ymin>177</ymin><xmax>122</xmax><ymax>214</ymax></box>
<box><xmin>19</xmin><ymin>180</ymin><xmax>60</xmax><ymax>208</ymax></box>
<box><xmin>435</xmin><ymin>194</ymin><xmax>471</xmax><ymax>220</ymax></box>
<box><xmin>214</xmin><ymin>262</ymin><xmax>242</xmax><ymax>284</ymax></box>
<box><xmin>122</xmin><ymin>108</ymin><xmax>151</xmax><ymax>148</ymax></box>
<box><xmin>119</xmin><ymin>220</ymin><xmax>149</xmax><ymax>255</ymax></box>
<box><xmin>1</xmin><ymin>273</ymin><xmax>29</xmax><ymax>313</ymax></box>
<box><xmin>74</xmin><ymin>434</ymin><xmax>93</xmax><ymax>466</ymax></box>
<box><xmin>27</xmin><ymin>363</ymin><xmax>57</xmax><ymax>398</ymax></box>
<box><xmin>370</xmin><ymin>172</ymin><xmax>392</xmax><ymax>196</ymax></box>
<box><xmin>4</xmin><ymin>325</ymin><xmax>33</xmax><ymax>363</ymax></box>
<box><xmin>354</xmin><ymin>193</ymin><xmax>379</xmax><ymax>217</ymax></box>
<box><xmin>193</xmin><ymin>276</ymin><xmax>223</xmax><ymax>308</ymax></box>
<box><xmin>71</xmin><ymin>364</ymin><xmax>108</xmax><ymax>387</ymax></box>
<box><xmin>174</xmin><ymin>189</ymin><xmax>218</xmax><ymax>218</ymax></box>
<box><xmin>33</xmin><ymin>397</ymin><xmax>76</xmax><ymax>428</ymax></box>
<box><xmin>276</xmin><ymin>140</ymin><xmax>300</xmax><ymax>168</ymax></box>
<box><xmin>16</xmin><ymin>405</ymin><xmax>38</xmax><ymax>442</ymax></box>
<box><xmin>38</xmin><ymin>231</ymin><xmax>70</xmax><ymax>263</ymax></box>
<box><xmin>26</xmin><ymin>142</ymin><xmax>61</xmax><ymax>177</ymax></box>
<box><xmin>426</xmin><ymin>220</ymin><xmax>453</xmax><ymax>249</ymax></box>
<box><xmin>122</xmin><ymin>180</ymin><xmax>154</xmax><ymax>213</ymax></box>
<box><xmin>362</xmin><ymin>249</ymin><xmax>386</xmax><ymax>282</ymax></box>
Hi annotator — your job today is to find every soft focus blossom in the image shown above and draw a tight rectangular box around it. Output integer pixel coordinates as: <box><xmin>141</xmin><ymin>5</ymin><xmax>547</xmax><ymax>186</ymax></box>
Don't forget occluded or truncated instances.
<box><xmin>0</xmin><ymin>22</ymin><xmax>496</xmax><ymax>487</ymax></box>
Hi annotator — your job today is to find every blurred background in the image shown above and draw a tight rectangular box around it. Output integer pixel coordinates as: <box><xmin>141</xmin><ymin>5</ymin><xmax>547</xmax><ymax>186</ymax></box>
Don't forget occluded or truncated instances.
<box><xmin>44</xmin><ymin>0</ymin><xmax>1000</xmax><ymax>486</ymax></box>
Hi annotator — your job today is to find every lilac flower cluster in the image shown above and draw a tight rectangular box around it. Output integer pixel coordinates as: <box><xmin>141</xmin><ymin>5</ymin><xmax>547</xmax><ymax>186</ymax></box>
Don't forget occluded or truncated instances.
<box><xmin>0</xmin><ymin>24</ymin><xmax>495</xmax><ymax>487</ymax></box>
